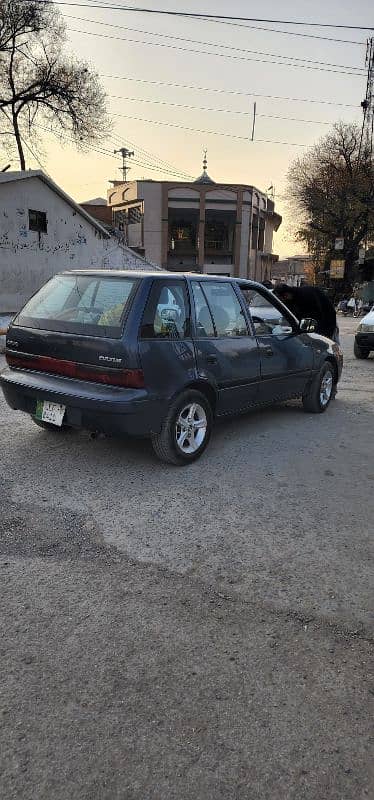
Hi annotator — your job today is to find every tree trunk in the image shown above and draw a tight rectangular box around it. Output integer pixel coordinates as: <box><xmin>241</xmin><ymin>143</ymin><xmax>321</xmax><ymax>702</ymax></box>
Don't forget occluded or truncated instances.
<box><xmin>12</xmin><ymin>109</ymin><xmax>26</xmax><ymax>170</ymax></box>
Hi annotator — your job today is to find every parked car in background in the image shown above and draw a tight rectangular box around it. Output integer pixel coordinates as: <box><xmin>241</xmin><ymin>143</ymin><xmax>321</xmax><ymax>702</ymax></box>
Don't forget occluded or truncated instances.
<box><xmin>354</xmin><ymin>306</ymin><xmax>374</xmax><ymax>359</ymax></box>
<box><xmin>1</xmin><ymin>272</ymin><xmax>343</xmax><ymax>465</ymax></box>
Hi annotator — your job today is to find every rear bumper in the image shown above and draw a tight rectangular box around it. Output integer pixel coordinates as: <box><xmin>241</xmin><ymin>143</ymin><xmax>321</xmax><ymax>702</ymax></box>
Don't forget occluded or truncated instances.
<box><xmin>0</xmin><ymin>367</ymin><xmax>163</xmax><ymax>436</ymax></box>
<box><xmin>356</xmin><ymin>332</ymin><xmax>374</xmax><ymax>351</ymax></box>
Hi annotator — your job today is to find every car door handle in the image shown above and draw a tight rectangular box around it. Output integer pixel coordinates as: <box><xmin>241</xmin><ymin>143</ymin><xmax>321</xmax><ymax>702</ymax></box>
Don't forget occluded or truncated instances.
<box><xmin>263</xmin><ymin>346</ymin><xmax>273</xmax><ymax>357</ymax></box>
<box><xmin>206</xmin><ymin>355</ymin><xmax>218</xmax><ymax>365</ymax></box>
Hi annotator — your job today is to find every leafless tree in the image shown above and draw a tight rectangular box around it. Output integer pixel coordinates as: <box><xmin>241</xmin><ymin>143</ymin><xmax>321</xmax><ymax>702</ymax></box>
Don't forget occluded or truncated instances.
<box><xmin>287</xmin><ymin>122</ymin><xmax>374</xmax><ymax>286</ymax></box>
<box><xmin>0</xmin><ymin>0</ymin><xmax>109</xmax><ymax>169</ymax></box>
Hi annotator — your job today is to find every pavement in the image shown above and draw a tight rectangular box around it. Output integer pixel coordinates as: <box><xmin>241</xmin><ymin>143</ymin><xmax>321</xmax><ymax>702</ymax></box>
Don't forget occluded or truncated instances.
<box><xmin>0</xmin><ymin>316</ymin><xmax>373</xmax><ymax>800</ymax></box>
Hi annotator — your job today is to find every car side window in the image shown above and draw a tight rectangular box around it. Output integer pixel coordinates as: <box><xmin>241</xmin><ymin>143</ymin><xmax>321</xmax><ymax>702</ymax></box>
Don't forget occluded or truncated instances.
<box><xmin>191</xmin><ymin>282</ymin><xmax>215</xmax><ymax>337</ymax></box>
<box><xmin>242</xmin><ymin>289</ymin><xmax>294</xmax><ymax>337</ymax></box>
<box><xmin>140</xmin><ymin>280</ymin><xmax>190</xmax><ymax>339</ymax></box>
<box><xmin>201</xmin><ymin>282</ymin><xmax>248</xmax><ymax>337</ymax></box>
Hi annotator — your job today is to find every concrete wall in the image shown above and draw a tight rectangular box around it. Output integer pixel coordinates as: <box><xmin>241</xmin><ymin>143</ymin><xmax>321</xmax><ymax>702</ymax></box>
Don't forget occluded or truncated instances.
<box><xmin>141</xmin><ymin>182</ymin><xmax>163</xmax><ymax>265</ymax></box>
<box><xmin>108</xmin><ymin>182</ymin><xmax>139</xmax><ymax>206</ymax></box>
<box><xmin>0</xmin><ymin>177</ymin><xmax>151</xmax><ymax>312</ymax></box>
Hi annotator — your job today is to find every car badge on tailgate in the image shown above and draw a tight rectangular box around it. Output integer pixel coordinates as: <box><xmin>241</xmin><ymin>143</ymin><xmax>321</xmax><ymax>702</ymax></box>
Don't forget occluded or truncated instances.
<box><xmin>7</xmin><ymin>340</ymin><xmax>19</xmax><ymax>348</ymax></box>
<box><xmin>99</xmin><ymin>355</ymin><xmax>122</xmax><ymax>365</ymax></box>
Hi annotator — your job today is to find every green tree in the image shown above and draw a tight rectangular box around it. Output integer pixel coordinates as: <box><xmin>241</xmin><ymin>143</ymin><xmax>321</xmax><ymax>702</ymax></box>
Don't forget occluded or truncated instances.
<box><xmin>287</xmin><ymin>122</ymin><xmax>374</xmax><ymax>288</ymax></box>
<box><xmin>0</xmin><ymin>0</ymin><xmax>108</xmax><ymax>170</ymax></box>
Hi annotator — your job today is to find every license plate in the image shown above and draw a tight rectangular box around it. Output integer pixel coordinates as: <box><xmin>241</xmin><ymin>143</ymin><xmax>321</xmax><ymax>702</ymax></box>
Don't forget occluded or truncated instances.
<box><xmin>35</xmin><ymin>400</ymin><xmax>66</xmax><ymax>426</ymax></box>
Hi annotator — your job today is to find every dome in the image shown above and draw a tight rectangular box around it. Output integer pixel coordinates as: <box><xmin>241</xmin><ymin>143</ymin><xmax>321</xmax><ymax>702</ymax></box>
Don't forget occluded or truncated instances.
<box><xmin>194</xmin><ymin>171</ymin><xmax>215</xmax><ymax>185</ymax></box>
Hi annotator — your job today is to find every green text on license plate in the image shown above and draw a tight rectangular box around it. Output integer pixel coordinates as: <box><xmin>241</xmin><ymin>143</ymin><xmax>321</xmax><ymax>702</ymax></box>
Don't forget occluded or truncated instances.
<box><xmin>35</xmin><ymin>400</ymin><xmax>66</xmax><ymax>426</ymax></box>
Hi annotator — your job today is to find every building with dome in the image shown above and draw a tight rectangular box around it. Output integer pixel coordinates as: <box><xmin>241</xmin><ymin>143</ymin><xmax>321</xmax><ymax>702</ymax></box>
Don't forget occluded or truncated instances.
<box><xmin>107</xmin><ymin>158</ymin><xmax>282</xmax><ymax>281</ymax></box>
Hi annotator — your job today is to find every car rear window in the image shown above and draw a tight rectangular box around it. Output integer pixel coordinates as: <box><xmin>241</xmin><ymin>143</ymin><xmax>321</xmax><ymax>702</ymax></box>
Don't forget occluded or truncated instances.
<box><xmin>14</xmin><ymin>274</ymin><xmax>139</xmax><ymax>338</ymax></box>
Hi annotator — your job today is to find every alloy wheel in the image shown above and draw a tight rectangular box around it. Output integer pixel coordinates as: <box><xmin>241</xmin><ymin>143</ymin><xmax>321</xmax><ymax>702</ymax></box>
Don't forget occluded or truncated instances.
<box><xmin>320</xmin><ymin>370</ymin><xmax>333</xmax><ymax>407</ymax></box>
<box><xmin>175</xmin><ymin>402</ymin><xmax>207</xmax><ymax>454</ymax></box>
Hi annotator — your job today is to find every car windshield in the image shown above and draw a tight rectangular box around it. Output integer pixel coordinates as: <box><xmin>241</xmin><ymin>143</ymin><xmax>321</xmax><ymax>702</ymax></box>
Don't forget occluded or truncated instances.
<box><xmin>15</xmin><ymin>274</ymin><xmax>139</xmax><ymax>338</ymax></box>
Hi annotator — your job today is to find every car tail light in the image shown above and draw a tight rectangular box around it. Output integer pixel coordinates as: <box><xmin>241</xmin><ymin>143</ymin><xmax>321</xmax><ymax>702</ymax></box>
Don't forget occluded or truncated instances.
<box><xmin>6</xmin><ymin>352</ymin><xmax>144</xmax><ymax>389</ymax></box>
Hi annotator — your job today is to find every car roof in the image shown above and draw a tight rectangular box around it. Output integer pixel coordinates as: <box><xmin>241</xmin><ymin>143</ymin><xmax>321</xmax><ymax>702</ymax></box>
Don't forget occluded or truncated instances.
<box><xmin>60</xmin><ymin>270</ymin><xmax>265</xmax><ymax>291</ymax></box>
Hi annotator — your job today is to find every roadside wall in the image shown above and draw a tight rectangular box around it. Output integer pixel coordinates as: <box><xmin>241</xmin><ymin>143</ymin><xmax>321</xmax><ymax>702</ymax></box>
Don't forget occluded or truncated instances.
<box><xmin>0</xmin><ymin>177</ymin><xmax>150</xmax><ymax>313</ymax></box>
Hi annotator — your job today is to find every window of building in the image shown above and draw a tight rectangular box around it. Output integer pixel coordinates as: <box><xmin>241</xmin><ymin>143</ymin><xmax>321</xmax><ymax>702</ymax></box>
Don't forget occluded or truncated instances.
<box><xmin>128</xmin><ymin>206</ymin><xmax>142</xmax><ymax>224</ymax></box>
<box><xmin>204</xmin><ymin>209</ymin><xmax>236</xmax><ymax>262</ymax></box>
<box><xmin>140</xmin><ymin>280</ymin><xmax>190</xmax><ymax>340</ymax></box>
<box><xmin>258</xmin><ymin>218</ymin><xmax>265</xmax><ymax>251</ymax></box>
<box><xmin>29</xmin><ymin>209</ymin><xmax>47</xmax><ymax>233</ymax></box>
<box><xmin>168</xmin><ymin>209</ymin><xmax>199</xmax><ymax>254</ymax></box>
<box><xmin>114</xmin><ymin>210</ymin><xmax>125</xmax><ymax>231</ymax></box>
<box><xmin>251</xmin><ymin>214</ymin><xmax>259</xmax><ymax>250</ymax></box>
<box><xmin>191</xmin><ymin>282</ymin><xmax>215</xmax><ymax>337</ymax></box>
<box><xmin>201</xmin><ymin>282</ymin><xmax>248</xmax><ymax>337</ymax></box>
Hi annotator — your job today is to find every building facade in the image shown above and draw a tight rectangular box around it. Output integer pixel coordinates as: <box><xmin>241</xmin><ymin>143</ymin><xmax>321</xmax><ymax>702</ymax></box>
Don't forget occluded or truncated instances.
<box><xmin>0</xmin><ymin>171</ymin><xmax>155</xmax><ymax>312</ymax></box>
<box><xmin>107</xmin><ymin>165</ymin><xmax>281</xmax><ymax>280</ymax></box>
<box><xmin>271</xmin><ymin>255</ymin><xmax>315</xmax><ymax>286</ymax></box>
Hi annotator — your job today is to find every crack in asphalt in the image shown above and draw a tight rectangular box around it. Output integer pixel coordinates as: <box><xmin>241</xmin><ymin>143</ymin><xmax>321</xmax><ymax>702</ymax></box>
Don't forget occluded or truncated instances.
<box><xmin>1</xmin><ymin>480</ymin><xmax>373</xmax><ymax>649</ymax></box>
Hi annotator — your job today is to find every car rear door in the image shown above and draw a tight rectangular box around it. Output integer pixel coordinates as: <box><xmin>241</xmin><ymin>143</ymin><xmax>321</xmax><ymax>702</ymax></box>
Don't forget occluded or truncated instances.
<box><xmin>138</xmin><ymin>278</ymin><xmax>196</xmax><ymax>400</ymax></box>
<box><xmin>190</xmin><ymin>279</ymin><xmax>261</xmax><ymax>413</ymax></box>
<box><xmin>241</xmin><ymin>288</ymin><xmax>313</xmax><ymax>402</ymax></box>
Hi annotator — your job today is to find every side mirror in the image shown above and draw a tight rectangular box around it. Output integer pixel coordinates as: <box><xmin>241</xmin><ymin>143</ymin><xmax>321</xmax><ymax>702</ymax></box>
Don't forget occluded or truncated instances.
<box><xmin>161</xmin><ymin>308</ymin><xmax>178</xmax><ymax>322</ymax></box>
<box><xmin>300</xmin><ymin>318</ymin><xmax>318</xmax><ymax>333</ymax></box>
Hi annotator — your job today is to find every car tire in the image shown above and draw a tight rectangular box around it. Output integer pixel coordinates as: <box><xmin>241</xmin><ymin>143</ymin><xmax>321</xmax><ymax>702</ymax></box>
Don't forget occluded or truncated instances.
<box><xmin>151</xmin><ymin>389</ymin><xmax>213</xmax><ymax>465</ymax></box>
<box><xmin>354</xmin><ymin>340</ymin><xmax>370</xmax><ymax>359</ymax></box>
<box><xmin>31</xmin><ymin>416</ymin><xmax>71</xmax><ymax>432</ymax></box>
<box><xmin>302</xmin><ymin>363</ymin><xmax>335</xmax><ymax>414</ymax></box>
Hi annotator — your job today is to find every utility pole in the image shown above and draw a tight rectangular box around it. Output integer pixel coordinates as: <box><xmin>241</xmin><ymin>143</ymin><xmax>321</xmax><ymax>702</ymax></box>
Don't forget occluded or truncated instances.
<box><xmin>359</xmin><ymin>37</ymin><xmax>374</xmax><ymax>160</ymax></box>
<box><xmin>114</xmin><ymin>147</ymin><xmax>134</xmax><ymax>182</ymax></box>
<box><xmin>251</xmin><ymin>102</ymin><xmax>257</xmax><ymax>142</ymax></box>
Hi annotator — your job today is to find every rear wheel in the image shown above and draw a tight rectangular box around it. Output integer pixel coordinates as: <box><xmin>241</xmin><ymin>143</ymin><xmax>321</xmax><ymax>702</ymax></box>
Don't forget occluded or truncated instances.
<box><xmin>302</xmin><ymin>363</ymin><xmax>335</xmax><ymax>414</ymax></box>
<box><xmin>31</xmin><ymin>416</ymin><xmax>71</xmax><ymax>432</ymax></box>
<box><xmin>151</xmin><ymin>390</ymin><xmax>213</xmax><ymax>465</ymax></box>
<box><xmin>354</xmin><ymin>340</ymin><xmax>370</xmax><ymax>359</ymax></box>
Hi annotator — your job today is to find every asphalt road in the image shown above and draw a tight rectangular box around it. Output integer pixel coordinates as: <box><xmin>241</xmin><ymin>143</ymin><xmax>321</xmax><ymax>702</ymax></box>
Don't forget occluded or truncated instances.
<box><xmin>0</xmin><ymin>317</ymin><xmax>373</xmax><ymax>800</ymax></box>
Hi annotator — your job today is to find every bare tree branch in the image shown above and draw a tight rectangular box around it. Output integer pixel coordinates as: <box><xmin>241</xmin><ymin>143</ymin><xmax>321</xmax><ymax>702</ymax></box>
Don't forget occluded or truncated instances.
<box><xmin>0</xmin><ymin>0</ymin><xmax>109</xmax><ymax>169</ymax></box>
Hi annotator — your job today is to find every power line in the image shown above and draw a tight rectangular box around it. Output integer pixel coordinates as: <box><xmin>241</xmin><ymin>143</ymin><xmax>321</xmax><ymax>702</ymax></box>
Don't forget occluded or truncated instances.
<box><xmin>64</xmin><ymin>15</ymin><xmax>365</xmax><ymax>71</ymax></box>
<box><xmin>67</xmin><ymin>27</ymin><xmax>365</xmax><ymax>75</ymax></box>
<box><xmin>108</xmin><ymin>94</ymin><xmax>355</xmax><ymax>125</ymax></box>
<box><xmin>107</xmin><ymin>132</ymin><xmax>193</xmax><ymax>177</ymax></box>
<box><xmin>27</xmin><ymin>2</ymin><xmax>374</xmax><ymax>31</ymax></box>
<box><xmin>19</xmin><ymin>133</ymin><xmax>49</xmax><ymax>173</ymax></box>
<box><xmin>103</xmin><ymin>75</ymin><xmax>359</xmax><ymax>109</ymax></box>
<box><xmin>35</xmin><ymin>124</ymin><xmax>194</xmax><ymax>179</ymax></box>
<box><xmin>191</xmin><ymin>16</ymin><xmax>364</xmax><ymax>46</ymax></box>
<box><xmin>110</xmin><ymin>111</ymin><xmax>308</xmax><ymax>146</ymax></box>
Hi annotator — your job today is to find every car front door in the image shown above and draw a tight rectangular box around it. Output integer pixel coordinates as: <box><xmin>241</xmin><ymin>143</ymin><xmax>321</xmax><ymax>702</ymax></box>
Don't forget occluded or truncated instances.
<box><xmin>190</xmin><ymin>280</ymin><xmax>261</xmax><ymax>413</ymax></box>
<box><xmin>242</xmin><ymin>288</ymin><xmax>314</xmax><ymax>403</ymax></box>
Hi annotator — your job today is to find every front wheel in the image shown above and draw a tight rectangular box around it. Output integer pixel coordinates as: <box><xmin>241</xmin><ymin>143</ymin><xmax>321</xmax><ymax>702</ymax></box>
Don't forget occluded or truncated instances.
<box><xmin>354</xmin><ymin>340</ymin><xmax>370</xmax><ymax>359</ymax></box>
<box><xmin>302</xmin><ymin>363</ymin><xmax>335</xmax><ymax>414</ymax></box>
<box><xmin>151</xmin><ymin>390</ymin><xmax>213</xmax><ymax>465</ymax></box>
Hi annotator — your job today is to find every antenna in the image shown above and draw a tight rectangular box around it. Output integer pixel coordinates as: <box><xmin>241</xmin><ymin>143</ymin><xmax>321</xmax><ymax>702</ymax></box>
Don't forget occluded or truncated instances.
<box><xmin>114</xmin><ymin>147</ymin><xmax>134</xmax><ymax>182</ymax></box>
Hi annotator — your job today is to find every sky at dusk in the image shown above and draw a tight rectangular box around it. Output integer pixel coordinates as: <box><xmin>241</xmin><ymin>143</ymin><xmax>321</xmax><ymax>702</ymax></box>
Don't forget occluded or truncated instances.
<box><xmin>4</xmin><ymin>0</ymin><xmax>373</xmax><ymax>257</ymax></box>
